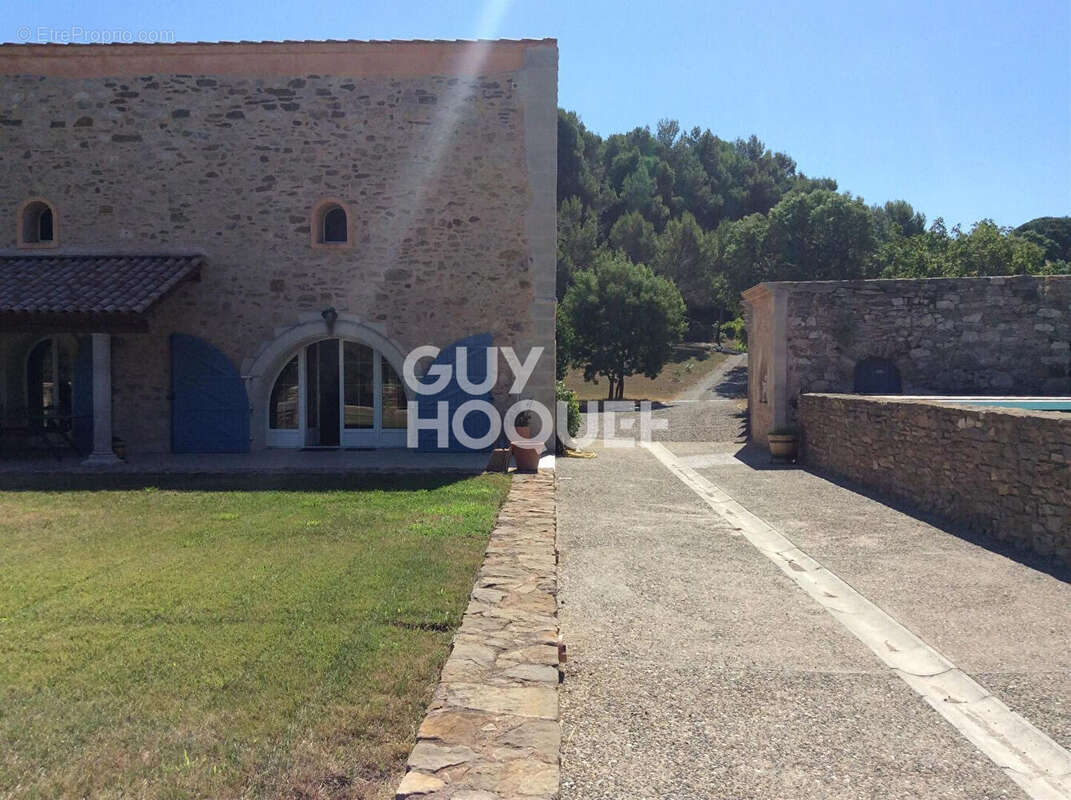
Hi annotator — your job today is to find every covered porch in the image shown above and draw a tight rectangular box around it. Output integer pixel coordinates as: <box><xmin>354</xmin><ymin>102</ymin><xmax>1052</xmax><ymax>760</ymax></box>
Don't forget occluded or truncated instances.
<box><xmin>0</xmin><ymin>253</ymin><xmax>204</xmax><ymax>464</ymax></box>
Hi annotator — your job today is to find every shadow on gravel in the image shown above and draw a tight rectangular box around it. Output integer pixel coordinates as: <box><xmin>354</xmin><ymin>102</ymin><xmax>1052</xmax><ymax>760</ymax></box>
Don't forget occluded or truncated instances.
<box><xmin>579</xmin><ymin>400</ymin><xmax>675</xmax><ymax>412</ymax></box>
<box><xmin>742</xmin><ymin>449</ymin><xmax>1071</xmax><ymax>585</ymax></box>
<box><xmin>732</xmin><ymin>443</ymin><xmax>797</xmax><ymax>470</ymax></box>
<box><xmin>712</xmin><ymin>365</ymin><xmax>748</xmax><ymax>398</ymax></box>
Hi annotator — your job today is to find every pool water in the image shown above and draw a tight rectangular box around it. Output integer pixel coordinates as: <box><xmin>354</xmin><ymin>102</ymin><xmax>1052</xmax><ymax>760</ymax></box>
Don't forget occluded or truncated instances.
<box><xmin>895</xmin><ymin>396</ymin><xmax>1071</xmax><ymax>412</ymax></box>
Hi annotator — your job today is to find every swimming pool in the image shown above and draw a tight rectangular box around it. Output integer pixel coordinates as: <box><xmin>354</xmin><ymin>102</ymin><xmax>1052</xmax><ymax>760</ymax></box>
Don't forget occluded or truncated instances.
<box><xmin>894</xmin><ymin>396</ymin><xmax>1071</xmax><ymax>412</ymax></box>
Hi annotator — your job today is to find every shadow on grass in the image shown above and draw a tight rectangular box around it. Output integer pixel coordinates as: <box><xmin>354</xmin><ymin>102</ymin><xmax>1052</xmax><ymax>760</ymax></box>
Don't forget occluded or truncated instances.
<box><xmin>0</xmin><ymin>472</ymin><xmax>480</xmax><ymax>493</ymax></box>
<box><xmin>731</xmin><ymin>443</ymin><xmax>1070</xmax><ymax>584</ymax></box>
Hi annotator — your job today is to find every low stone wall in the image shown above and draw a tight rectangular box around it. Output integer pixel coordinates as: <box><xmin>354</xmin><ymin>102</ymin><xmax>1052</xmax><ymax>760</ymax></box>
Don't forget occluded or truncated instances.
<box><xmin>799</xmin><ymin>394</ymin><xmax>1070</xmax><ymax>566</ymax></box>
<box><xmin>395</xmin><ymin>471</ymin><xmax>560</xmax><ymax>799</ymax></box>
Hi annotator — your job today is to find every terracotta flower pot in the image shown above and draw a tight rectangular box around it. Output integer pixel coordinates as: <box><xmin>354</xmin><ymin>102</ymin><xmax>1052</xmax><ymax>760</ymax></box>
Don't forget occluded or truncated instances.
<box><xmin>768</xmin><ymin>433</ymin><xmax>798</xmax><ymax>460</ymax></box>
<box><xmin>510</xmin><ymin>424</ymin><xmax>543</xmax><ymax>472</ymax></box>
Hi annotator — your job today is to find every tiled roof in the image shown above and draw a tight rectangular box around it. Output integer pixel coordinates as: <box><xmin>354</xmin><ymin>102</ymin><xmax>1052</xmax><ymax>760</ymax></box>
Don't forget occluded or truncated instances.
<box><xmin>0</xmin><ymin>253</ymin><xmax>202</xmax><ymax>315</ymax></box>
<box><xmin>0</xmin><ymin>38</ymin><xmax>557</xmax><ymax>49</ymax></box>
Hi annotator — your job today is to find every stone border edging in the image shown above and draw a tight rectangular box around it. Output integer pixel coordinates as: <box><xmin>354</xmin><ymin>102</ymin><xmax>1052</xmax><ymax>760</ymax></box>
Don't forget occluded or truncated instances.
<box><xmin>395</xmin><ymin>471</ymin><xmax>560</xmax><ymax>799</ymax></box>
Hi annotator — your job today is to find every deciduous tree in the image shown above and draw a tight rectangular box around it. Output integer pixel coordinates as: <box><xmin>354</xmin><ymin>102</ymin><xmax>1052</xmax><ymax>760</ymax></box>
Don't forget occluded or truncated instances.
<box><xmin>562</xmin><ymin>250</ymin><xmax>686</xmax><ymax>399</ymax></box>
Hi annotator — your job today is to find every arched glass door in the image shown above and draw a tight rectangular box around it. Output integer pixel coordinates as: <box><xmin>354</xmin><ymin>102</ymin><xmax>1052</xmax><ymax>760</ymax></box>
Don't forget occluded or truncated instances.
<box><xmin>267</xmin><ymin>338</ymin><xmax>408</xmax><ymax>448</ymax></box>
<box><xmin>27</xmin><ymin>337</ymin><xmax>74</xmax><ymax>430</ymax></box>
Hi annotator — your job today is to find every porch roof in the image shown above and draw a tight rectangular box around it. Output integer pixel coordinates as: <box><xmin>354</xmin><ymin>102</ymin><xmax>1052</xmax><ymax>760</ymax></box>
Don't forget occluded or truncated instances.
<box><xmin>0</xmin><ymin>253</ymin><xmax>203</xmax><ymax>332</ymax></box>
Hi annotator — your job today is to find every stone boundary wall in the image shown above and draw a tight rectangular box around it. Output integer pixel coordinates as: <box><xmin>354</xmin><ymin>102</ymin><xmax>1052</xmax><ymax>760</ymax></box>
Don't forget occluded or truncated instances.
<box><xmin>743</xmin><ymin>276</ymin><xmax>1071</xmax><ymax>444</ymax></box>
<box><xmin>799</xmin><ymin>394</ymin><xmax>1070</xmax><ymax>566</ymax></box>
<box><xmin>787</xmin><ymin>276</ymin><xmax>1071</xmax><ymax>399</ymax></box>
<box><xmin>395</xmin><ymin>471</ymin><xmax>560</xmax><ymax>799</ymax></box>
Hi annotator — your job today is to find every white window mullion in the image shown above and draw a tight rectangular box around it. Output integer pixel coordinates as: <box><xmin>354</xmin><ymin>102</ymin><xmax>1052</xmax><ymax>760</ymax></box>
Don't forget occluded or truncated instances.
<box><xmin>373</xmin><ymin>351</ymin><xmax>383</xmax><ymax>436</ymax></box>
<box><xmin>337</xmin><ymin>337</ymin><xmax>345</xmax><ymax>440</ymax></box>
<box><xmin>297</xmin><ymin>348</ymin><xmax>307</xmax><ymax>439</ymax></box>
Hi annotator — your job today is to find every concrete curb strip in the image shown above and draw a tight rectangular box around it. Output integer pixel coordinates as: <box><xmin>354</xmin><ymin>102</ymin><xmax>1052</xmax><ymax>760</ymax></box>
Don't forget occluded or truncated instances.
<box><xmin>395</xmin><ymin>472</ymin><xmax>560</xmax><ymax>799</ymax></box>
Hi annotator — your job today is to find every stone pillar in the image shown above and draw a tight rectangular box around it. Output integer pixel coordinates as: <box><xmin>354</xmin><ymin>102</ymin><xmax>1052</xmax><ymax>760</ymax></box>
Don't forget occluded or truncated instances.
<box><xmin>771</xmin><ymin>287</ymin><xmax>789</xmax><ymax>430</ymax></box>
<box><xmin>82</xmin><ymin>332</ymin><xmax>120</xmax><ymax>465</ymax></box>
<box><xmin>518</xmin><ymin>43</ymin><xmax>558</xmax><ymax>446</ymax></box>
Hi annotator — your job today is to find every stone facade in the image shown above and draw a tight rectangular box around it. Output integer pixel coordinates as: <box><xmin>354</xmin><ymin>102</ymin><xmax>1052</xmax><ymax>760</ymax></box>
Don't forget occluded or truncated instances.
<box><xmin>744</xmin><ymin>276</ymin><xmax>1071</xmax><ymax>444</ymax></box>
<box><xmin>0</xmin><ymin>40</ymin><xmax>557</xmax><ymax>454</ymax></box>
<box><xmin>800</xmin><ymin>394</ymin><xmax>1070</xmax><ymax>567</ymax></box>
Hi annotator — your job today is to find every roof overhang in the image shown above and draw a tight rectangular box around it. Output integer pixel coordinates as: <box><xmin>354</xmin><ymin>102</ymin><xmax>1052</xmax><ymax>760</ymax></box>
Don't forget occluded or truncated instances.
<box><xmin>0</xmin><ymin>253</ymin><xmax>203</xmax><ymax>333</ymax></box>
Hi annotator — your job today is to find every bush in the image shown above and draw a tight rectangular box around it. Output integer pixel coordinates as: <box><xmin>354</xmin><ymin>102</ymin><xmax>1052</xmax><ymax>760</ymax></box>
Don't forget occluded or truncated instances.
<box><xmin>720</xmin><ymin>316</ymin><xmax>748</xmax><ymax>348</ymax></box>
<box><xmin>556</xmin><ymin>380</ymin><xmax>581</xmax><ymax>438</ymax></box>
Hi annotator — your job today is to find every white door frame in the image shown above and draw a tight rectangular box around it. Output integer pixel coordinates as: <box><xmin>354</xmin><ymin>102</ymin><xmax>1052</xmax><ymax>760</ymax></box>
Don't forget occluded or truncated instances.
<box><xmin>265</xmin><ymin>348</ymin><xmax>306</xmax><ymax>448</ymax></box>
<box><xmin>266</xmin><ymin>337</ymin><xmax>408</xmax><ymax>449</ymax></box>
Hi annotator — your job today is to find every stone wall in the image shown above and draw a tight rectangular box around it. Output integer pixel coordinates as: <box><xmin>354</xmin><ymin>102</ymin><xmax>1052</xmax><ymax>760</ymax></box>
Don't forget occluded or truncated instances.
<box><xmin>800</xmin><ymin>394</ymin><xmax>1071</xmax><ymax>566</ymax></box>
<box><xmin>395</xmin><ymin>471</ymin><xmax>560</xmax><ymax>798</ymax></box>
<box><xmin>744</xmin><ymin>276</ymin><xmax>1071</xmax><ymax>440</ymax></box>
<box><xmin>0</xmin><ymin>40</ymin><xmax>558</xmax><ymax>453</ymax></box>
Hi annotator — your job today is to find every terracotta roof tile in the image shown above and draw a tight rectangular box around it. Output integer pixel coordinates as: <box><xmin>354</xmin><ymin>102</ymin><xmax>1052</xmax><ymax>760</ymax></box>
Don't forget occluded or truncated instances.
<box><xmin>0</xmin><ymin>253</ymin><xmax>203</xmax><ymax>315</ymax></box>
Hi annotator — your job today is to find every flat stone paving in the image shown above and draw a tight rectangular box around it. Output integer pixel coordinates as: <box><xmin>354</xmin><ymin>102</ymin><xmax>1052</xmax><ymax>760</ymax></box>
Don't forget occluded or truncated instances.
<box><xmin>395</xmin><ymin>471</ymin><xmax>560</xmax><ymax>799</ymax></box>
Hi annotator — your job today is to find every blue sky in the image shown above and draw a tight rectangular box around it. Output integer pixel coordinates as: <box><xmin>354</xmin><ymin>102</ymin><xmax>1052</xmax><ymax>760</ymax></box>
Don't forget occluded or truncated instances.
<box><xmin>3</xmin><ymin>0</ymin><xmax>1068</xmax><ymax>229</ymax></box>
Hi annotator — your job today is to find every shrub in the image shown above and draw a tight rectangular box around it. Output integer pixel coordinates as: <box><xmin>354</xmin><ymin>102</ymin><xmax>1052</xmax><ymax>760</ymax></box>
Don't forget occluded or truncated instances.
<box><xmin>720</xmin><ymin>316</ymin><xmax>748</xmax><ymax>348</ymax></box>
<box><xmin>556</xmin><ymin>380</ymin><xmax>581</xmax><ymax>438</ymax></box>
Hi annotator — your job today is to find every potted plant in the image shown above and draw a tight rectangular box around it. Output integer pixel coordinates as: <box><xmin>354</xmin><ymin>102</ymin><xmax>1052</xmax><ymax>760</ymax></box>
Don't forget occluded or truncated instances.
<box><xmin>510</xmin><ymin>409</ymin><xmax>543</xmax><ymax>472</ymax></box>
<box><xmin>768</xmin><ymin>426</ymin><xmax>798</xmax><ymax>461</ymax></box>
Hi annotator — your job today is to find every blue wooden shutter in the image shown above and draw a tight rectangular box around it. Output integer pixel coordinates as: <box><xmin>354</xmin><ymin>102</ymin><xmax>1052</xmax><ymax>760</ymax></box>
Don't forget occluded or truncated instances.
<box><xmin>170</xmin><ymin>334</ymin><xmax>250</xmax><ymax>453</ymax></box>
<box><xmin>417</xmin><ymin>333</ymin><xmax>494</xmax><ymax>452</ymax></box>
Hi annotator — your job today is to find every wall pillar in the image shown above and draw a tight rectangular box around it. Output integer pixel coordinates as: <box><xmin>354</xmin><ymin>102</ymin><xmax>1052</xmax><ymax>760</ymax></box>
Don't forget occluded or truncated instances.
<box><xmin>82</xmin><ymin>332</ymin><xmax>119</xmax><ymax>465</ymax></box>
<box><xmin>771</xmin><ymin>287</ymin><xmax>789</xmax><ymax>430</ymax></box>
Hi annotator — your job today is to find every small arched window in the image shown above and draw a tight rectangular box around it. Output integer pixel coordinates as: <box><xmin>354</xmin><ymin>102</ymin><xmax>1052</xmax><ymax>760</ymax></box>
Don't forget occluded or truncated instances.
<box><xmin>323</xmin><ymin>206</ymin><xmax>347</xmax><ymax>244</ymax></box>
<box><xmin>18</xmin><ymin>199</ymin><xmax>57</xmax><ymax>248</ymax></box>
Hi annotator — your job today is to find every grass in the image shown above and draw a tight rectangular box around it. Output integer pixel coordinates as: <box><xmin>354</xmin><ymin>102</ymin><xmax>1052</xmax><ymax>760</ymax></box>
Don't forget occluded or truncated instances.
<box><xmin>565</xmin><ymin>343</ymin><xmax>730</xmax><ymax>403</ymax></box>
<box><xmin>0</xmin><ymin>474</ymin><xmax>510</xmax><ymax>799</ymax></box>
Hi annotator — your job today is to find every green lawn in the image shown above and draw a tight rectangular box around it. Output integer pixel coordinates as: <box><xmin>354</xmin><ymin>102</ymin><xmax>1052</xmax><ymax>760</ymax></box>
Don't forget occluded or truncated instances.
<box><xmin>0</xmin><ymin>475</ymin><xmax>510</xmax><ymax>799</ymax></box>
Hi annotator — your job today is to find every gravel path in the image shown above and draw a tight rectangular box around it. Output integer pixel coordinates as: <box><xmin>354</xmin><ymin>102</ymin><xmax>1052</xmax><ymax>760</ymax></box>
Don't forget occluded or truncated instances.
<box><xmin>554</xmin><ymin>361</ymin><xmax>1065</xmax><ymax>799</ymax></box>
<box><xmin>574</xmin><ymin>353</ymin><xmax>749</xmax><ymax>445</ymax></box>
<box><xmin>556</xmin><ymin>446</ymin><xmax>1020</xmax><ymax>799</ymax></box>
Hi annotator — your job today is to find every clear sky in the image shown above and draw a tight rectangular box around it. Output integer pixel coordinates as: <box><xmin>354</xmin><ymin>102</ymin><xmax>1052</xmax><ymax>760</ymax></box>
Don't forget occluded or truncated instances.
<box><xmin>3</xmin><ymin>0</ymin><xmax>1068</xmax><ymax>229</ymax></box>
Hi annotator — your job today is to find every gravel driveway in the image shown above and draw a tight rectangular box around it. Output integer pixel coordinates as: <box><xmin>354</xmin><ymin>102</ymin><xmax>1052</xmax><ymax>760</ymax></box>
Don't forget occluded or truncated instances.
<box><xmin>554</xmin><ymin>361</ymin><xmax>1069</xmax><ymax>799</ymax></box>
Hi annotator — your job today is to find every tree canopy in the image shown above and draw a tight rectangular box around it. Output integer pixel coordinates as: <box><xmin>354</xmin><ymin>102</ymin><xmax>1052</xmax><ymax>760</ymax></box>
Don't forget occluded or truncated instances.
<box><xmin>554</xmin><ymin>107</ymin><xmax>1069</xmax><ymax>385</ymax></box>
<box><xmin>556</xmin><ymin>108</ymin><xmax>1069</xmax><ymax>322</ymax></box>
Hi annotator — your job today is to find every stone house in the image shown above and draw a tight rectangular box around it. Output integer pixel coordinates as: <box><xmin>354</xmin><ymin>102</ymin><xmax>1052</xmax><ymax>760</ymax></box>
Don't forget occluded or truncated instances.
<box><xmin>743</xmin><ymin>276</ymin><xmax>1071</xmax><ymax>444</ymax></box>
<box><xmin>0</xmin><ymin>39</ymin><xmax>557</xmax><ymax>460</ymax></box>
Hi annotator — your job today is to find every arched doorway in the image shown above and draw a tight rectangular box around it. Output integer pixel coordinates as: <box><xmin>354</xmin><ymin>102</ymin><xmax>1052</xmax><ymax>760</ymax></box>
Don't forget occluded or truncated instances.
<box><xmin>266</xmin><ymin>337</ymin><xmax>408</xmax><ymax>448</ymax></box>
<box><xmin>853</xmin><ymin>357</ymin><xmax>902</xmax><ymax>394</ymax></box>
<box><xmin>26</xmin><ymin>336</ymin><xmax>76</xmax><ymax>427</ymax></box>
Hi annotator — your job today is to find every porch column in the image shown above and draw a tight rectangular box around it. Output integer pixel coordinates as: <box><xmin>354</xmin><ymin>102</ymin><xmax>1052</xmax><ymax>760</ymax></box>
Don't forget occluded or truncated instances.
<box><xmin>83</xmin><ymin>332</ymin><xmax>120</xmax><ymax>465</ymax></box>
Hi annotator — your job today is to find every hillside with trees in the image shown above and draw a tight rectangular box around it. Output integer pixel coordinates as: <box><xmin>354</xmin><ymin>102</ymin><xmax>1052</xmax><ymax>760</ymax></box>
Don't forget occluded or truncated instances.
<box><xmin>555</xmin><ymin>109</ymin><xmax>1070</xmax><ymax>393</ymax></box>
